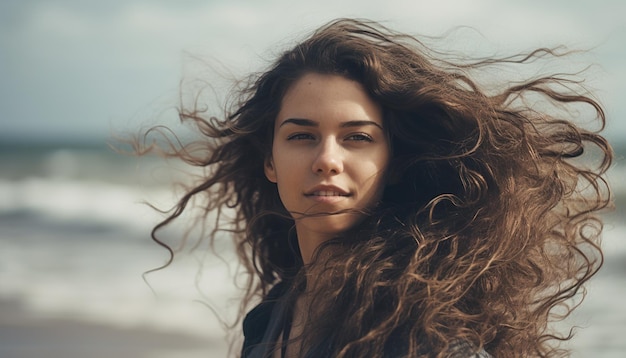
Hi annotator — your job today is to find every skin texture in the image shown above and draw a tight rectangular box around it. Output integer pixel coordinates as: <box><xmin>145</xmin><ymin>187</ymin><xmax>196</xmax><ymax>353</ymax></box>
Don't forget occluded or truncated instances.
<box><xmin>264</xmin><ymin>73</ymin><xmax>390</xmax><ymax>265</ymax></box>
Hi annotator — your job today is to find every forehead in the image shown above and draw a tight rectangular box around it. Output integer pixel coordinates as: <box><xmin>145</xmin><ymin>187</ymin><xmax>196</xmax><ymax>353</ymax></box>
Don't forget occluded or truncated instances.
<box><xmin>277</xmin><ymin>73</ymin><xmax>383</xmax><ymax>126</ymax></box>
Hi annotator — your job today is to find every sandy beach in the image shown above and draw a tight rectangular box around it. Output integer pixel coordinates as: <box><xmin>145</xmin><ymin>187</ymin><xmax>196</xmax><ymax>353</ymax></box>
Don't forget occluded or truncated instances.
<box><xmin>0</xmin><ymin>299</ymin><xmax>228</xmax><ymax>358</ymax></box>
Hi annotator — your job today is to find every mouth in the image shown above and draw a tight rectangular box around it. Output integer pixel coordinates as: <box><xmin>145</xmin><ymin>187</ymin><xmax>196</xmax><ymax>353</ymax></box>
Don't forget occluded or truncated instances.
<box><xmin>304</xmin><ymin>186</ymin><xmax>351</xmax><ymax>198</ymax></box>
<box><xmin>307</xmin><ymin>190</ymin><xmax>350</xmax><ymax>197</ymax></box>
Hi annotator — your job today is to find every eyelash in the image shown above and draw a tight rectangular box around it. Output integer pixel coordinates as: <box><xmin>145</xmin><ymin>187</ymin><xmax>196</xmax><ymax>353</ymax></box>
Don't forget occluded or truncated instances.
<box><xmin>346</xmin><ymin>133</ymin><xmax>374</xmax><ymax>142</ymax></box>
<box><xmin>287</xmin><ymin>133</ymin><xmax>315</xmax><ymax>141</ymax></box>
<box><xmin>286</xmin><ymin>133</ymin><xmax>374</xmax><ymax>142</ymax></box>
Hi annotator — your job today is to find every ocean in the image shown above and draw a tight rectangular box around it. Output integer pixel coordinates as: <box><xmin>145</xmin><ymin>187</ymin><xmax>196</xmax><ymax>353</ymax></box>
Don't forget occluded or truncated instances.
<box><xmin>0</xmin><ymin>142</ymin><xmax>624</xmax><ymax>357</ymax></box>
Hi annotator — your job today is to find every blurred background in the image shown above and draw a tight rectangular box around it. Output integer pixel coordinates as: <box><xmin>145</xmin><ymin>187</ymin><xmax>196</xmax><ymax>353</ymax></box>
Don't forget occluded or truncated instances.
<box><xmin>0</xmin><ymin>0</ymin><xmax>624</xmax><ymax>357</ymax></box>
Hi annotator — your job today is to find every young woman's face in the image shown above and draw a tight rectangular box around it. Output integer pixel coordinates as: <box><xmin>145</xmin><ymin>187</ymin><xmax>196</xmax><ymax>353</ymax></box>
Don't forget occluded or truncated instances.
<box><xmin>265</xmin><ymin>73</ymin><xmax>390</xmax><ymax>243</ymax></box>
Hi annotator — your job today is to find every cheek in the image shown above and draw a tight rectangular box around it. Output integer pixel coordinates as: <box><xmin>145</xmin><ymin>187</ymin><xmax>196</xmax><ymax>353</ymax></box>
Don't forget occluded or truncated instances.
<box><xmin>355</xmin><ymin>162</ymin><xmax>388</xmax><ymax>199</ymax></box>
<box><xmin>372</xmin><ymin>171</ymin><xmax>389</xmax><ymax>199</ymax></box>
<box><xmin>368</xmin><ymin>153</ymin><xmax>391</xmax><ymax>198</ymax></box>
<box><xmin>369</xmin><ymin>147</ymin><xmax>390</xmax><ymax>174</ymax></box>
<box><xmin>272</xmin><ymin>152</ymin><xmax>302</xmax><ymax>179</ymax></box>
<box><xmin>271</xmin><ymin>151</ymin><xmax>307</xmax><ymax>199</ymax></box>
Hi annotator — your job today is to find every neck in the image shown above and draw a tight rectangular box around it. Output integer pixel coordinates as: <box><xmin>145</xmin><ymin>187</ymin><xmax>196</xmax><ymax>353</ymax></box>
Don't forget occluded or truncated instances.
<box><xmin>295</xmin><ymin>233</ymin><xmax>342</xmax><ymax>293</ymax></box>
<box><xmin>294</xmin><ymin>226</ymin><xmax>336</xmax><ymax>266</ymax></box>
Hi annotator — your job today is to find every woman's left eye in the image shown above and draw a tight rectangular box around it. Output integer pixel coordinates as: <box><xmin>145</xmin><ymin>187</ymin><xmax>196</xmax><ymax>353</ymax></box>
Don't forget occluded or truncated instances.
<box><xmin>346</xmin><ymin>133</ymin><xmax>374</xmax><ymax>142</ymax></box>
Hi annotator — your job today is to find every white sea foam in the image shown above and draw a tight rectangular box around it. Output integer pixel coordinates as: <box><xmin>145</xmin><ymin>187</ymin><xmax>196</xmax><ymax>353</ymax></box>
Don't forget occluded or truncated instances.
<box><xmin>0</xmin><ymin>177</ymin><xmax>176</xmax><ymax>233</ymax></box>
<box><xmin>0</xmin><ymin>174</ymin><xmax>242</xmax><ymax>348</ymax></box>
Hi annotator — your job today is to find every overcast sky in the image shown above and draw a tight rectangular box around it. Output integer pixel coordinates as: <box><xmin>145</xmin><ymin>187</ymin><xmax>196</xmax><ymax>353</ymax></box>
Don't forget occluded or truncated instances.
<box><xmin>1</xmin><ymin>0</ymin><xmax>624</xmax><ymax>143</ymax></box>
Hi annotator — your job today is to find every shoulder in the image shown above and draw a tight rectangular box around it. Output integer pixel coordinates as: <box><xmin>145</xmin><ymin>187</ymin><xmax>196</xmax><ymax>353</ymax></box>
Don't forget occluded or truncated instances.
<box><xmin>241</xmin><ymin>281</ymin><xmax>289</xmax><ymax>355</ymax></box>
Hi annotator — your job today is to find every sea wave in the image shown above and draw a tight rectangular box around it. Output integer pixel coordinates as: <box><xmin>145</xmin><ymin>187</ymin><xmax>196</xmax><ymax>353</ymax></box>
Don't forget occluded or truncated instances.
<box><xmin>0</xmin><ymin>177</ymin><xmax>176</xmax><ymax>233</ymax></box>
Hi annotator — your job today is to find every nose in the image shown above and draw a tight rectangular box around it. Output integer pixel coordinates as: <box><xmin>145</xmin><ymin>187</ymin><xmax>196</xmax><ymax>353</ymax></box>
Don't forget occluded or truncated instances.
<box><xmin>312</xmin><ymin>139</ymin><xmax>344</xmax><ymax>175</ymax></box>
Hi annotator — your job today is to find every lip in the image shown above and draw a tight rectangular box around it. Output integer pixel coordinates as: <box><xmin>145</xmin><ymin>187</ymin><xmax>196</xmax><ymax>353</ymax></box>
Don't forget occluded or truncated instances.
<box><xmin>304</xmin><ymin>185</ymin><xmax>351</xmax><ymax>200</ymax></box>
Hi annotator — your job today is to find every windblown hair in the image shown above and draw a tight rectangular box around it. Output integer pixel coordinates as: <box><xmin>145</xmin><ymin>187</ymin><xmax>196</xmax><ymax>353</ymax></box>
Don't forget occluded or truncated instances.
<box><xmin>140</xmin><ymin>19</ymin><xmax>613</xmax><ymax>357</ymax></box>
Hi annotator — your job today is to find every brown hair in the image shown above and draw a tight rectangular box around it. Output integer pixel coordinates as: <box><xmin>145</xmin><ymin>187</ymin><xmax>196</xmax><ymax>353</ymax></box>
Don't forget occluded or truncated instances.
<box><xmin>138</xmin><ymin>19</ymin><xmax>613</xmax><ymax>357</ymax></box>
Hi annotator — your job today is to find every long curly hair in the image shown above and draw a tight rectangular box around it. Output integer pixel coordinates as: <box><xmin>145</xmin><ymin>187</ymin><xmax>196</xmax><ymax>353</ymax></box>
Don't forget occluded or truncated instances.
<box><xmin>139</xmin><ymin>19</ymin><xmax>613</xmax><ymax>357</ymax></box>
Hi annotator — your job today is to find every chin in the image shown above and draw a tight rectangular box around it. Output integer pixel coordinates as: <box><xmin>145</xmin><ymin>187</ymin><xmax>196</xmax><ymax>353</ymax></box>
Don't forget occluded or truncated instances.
<box><xmin>303</xmin><ymin>212</ymin><xmax>365</xmax><ymax>237</ymax></box>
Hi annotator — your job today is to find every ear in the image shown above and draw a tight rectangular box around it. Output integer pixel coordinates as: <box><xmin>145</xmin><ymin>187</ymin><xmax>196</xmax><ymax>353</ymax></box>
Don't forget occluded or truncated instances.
<box><xmin>264</xmin><ymin>157</ymin><xmax>277</xmax><ymax>183</ymax></box>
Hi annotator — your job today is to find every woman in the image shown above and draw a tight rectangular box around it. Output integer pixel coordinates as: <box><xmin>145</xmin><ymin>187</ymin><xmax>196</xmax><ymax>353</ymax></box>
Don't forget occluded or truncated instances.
<box><xmin>142</xmin><ymin>19</ymin><xmax>613</xmax><ymax>357</ymax></box>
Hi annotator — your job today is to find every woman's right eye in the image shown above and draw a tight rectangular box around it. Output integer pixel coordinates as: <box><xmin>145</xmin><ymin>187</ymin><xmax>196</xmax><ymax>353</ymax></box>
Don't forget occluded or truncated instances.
<box><xmin>287</xmin><ymin>133</ymin><xmax>315</xmax><ymax>141</ymax></box>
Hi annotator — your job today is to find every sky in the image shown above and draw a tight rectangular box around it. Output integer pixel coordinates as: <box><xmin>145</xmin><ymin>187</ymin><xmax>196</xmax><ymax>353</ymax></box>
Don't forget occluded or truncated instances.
<box><xmin>1</xmin><ymin>0</ymin><xmax>624</xmax><ymax>144</ymax></box>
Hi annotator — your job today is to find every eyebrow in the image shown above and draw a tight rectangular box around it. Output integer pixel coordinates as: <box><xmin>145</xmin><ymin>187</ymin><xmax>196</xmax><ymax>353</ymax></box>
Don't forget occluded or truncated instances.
<box><xmin>279</xmin><ymin>118</ymin><xmax>383</xmax><ymax>130</ymax></box>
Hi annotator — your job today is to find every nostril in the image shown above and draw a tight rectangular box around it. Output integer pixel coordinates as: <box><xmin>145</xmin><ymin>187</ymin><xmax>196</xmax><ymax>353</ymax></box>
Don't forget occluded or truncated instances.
<box><xmin>312</xmin><ymin>150</ymin><xmax>343</xmax><ymax>175</ymax></box>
